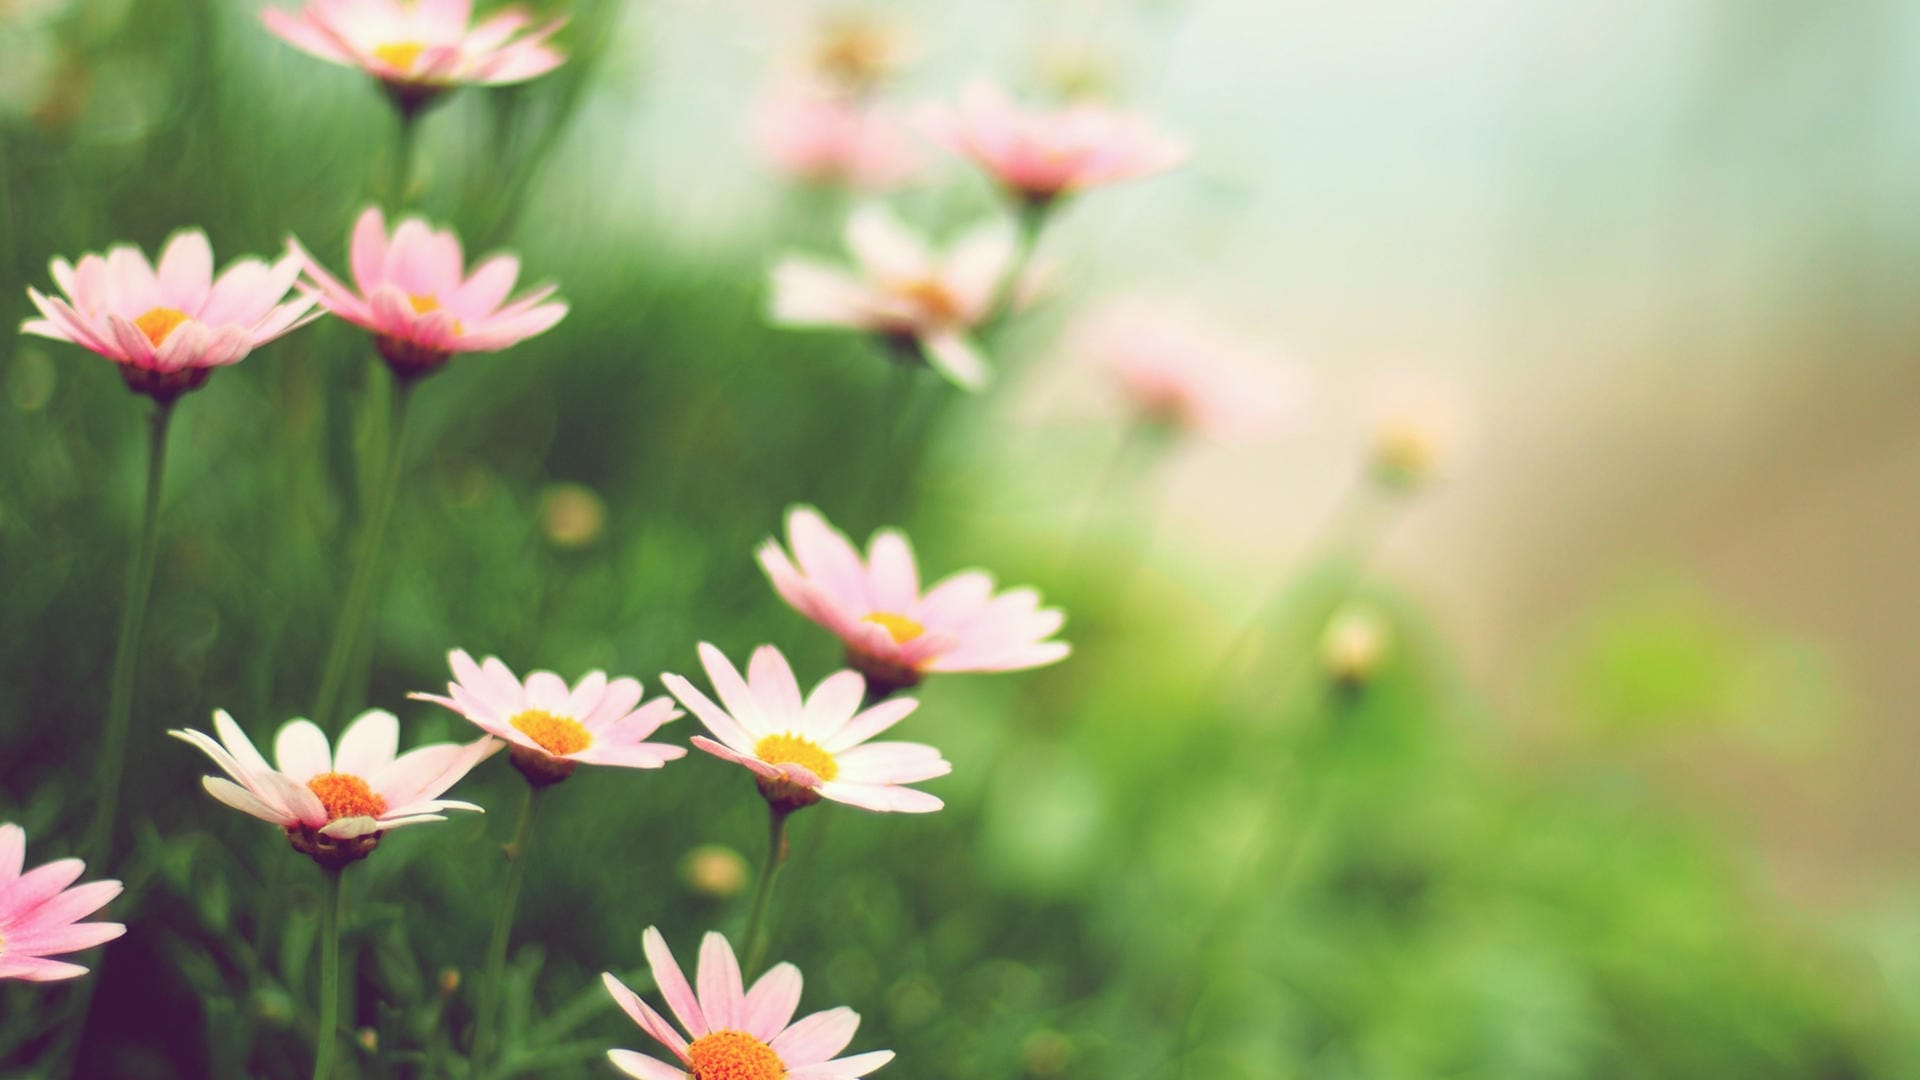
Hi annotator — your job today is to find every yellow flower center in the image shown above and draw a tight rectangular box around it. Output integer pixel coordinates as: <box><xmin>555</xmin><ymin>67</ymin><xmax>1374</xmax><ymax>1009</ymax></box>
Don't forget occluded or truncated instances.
<box><xmin>686</xmin><ymin>1030</ymin><xmax>785</xmax><ymax>1080</ymax></box>
<box><xmin>510</xmin><ymin>710</ymin><xmax>592</xmax><ymax>756</ymax></box>
<box><xmin>754</xmin><ymin>733</ymin><xmax>838</xmax><ymax>782</ymax></box>
<box><xmin>894</xmin><ymin>278</ymin><xmax>964</xmax><ymax>322</ymax></box>
<box><xmin>374</xmin><ymin>41</ymin><xmax>426</xmax><ymax>72</ymax></box>
<box><xmin>134</xmin><ymin>307</ymin><xmax>190</xmax><ymax>347</ymax></box>
<box><xmin>306</xmin><ymin>772</ymin><xmax>387</xmax><ymax>822</ymax></box>
<box><xmin>408</xmin><ymin>293</ymin><xmax>440</xmax><ymax>314</ymax></box>
<box><xmin>862</xmin><ymin>611</ymin><xmax>924</xmax><ymax>644</ymax></box>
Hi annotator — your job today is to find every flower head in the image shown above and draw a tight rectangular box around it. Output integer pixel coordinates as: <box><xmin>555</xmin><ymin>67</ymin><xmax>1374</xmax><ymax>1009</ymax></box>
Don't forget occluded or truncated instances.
<box><xmin>412</xmin><ymin>649</ymin><xmax>685</xmax><ymax>787</ymax></box>
<box><xmin>262</xmin><ymin>0</ymin><xmax>566</xmax><ymax>114</ymax></box>
<box><xmin>602</xmin><ymin>927</ymin><xmax>895</xmax><ymax>1080</ymax></box>
<box><xmin>757</xmin><ymin>507</ymin><xmax>1069</xmax><ymax>697</ymax></box>
<box><xmin>171</xmin><ymin>708</ymin><xmax>499</xmax><ymax>868</ymax></box>
<box><xmin>1321</xmin><ymin>603</ymin><xmax>1390</xmax><ymax>689</ymax></box>
<box><xmin>769</xmin><ymin>205</ymin><xmax>1013</xmax><ymax>389</ymax></box>
<box><xmin>1069</xmin><ymin>300</ymin><xmax>1306</xmax><ymax>439</ymax></box>
<box><xmin>1367</xmin><ymin>373</ymin><xmax>1468</xmax><ymax>491</ymax></box>
<box><xmin>918</xmin><ymin>81</ymin><xmax>1186</xmax><ymax>205</ymax></box>
<box><xmin>753</xmin><ymin>83</ymin><xmax>925</xmax><ymax>191</ymax></box>
<box><xmin>663</xmin><ymin>643</ymin><xmax>948</xmax><ymax>814</ymax></box>
<box><xmin>290</xmin><ymin>207</ymin><xmax>568</xmax><ymax>381</ymax></box>
<box><xmin>0</xmin><ymin>824</ymin><xmax>125</xmax><ymax>983</ymax></box>
<box><xmin>22</xmin><ymin>230</ymin><xmax>316</xmax><ymax>403</ymax></box>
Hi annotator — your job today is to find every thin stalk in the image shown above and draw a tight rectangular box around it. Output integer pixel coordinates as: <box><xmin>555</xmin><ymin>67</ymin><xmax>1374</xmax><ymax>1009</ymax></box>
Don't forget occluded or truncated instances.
<box><xmin>473</xmin><ymin>784</ymin><xmax>541</xmax><ymax>1072</ymax></box>
<box><xmin>390</xmin><ymin>110</ymin><xmax>418</xmax><ymax>207</ymax></box>
<box><xmin>313</xmin><ymin>867</ymin><xmax>347</xmax><ymax>1080</ymax></box>
<box><xmin>314</xmin><ymin>377</ymin><xmax>415</xmax><ymax>726</ymax></box>
<box><xmin>87</xmin><ymin>401</ymin><xmax>174</xmax><ymax>863</ymax></box>
<box><xmin>739</xmin><ymin>805</ymin><xmax>794</xmax><ymax>977</ymax></box>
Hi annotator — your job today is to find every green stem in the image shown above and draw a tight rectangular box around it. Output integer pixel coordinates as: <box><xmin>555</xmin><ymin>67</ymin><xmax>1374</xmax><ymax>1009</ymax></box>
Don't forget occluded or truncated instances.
<box><xmin>314</xmin><ymin>377</ymin><xmax>414</xmax><ymax>727</ymax></box>
<box><xmin>739</xmin><ymin>805</ymin><xmax>793</xmax><ymax>977</ymax></box>
<box><xmin>313</xmin><ymin>867</ymin><xmax>346</xmax><ymax>1080</ymax></box>
<box><xmin>390</xmin><ymin>110</ymin><xmax>418</xmax><ymax>207</ymax></box>
<box><xmin>474</xmin><ymin>784</ymin><xmax>541</xmax><ymax>1072</ymax></box>
<box><xmin>985</xmin><ymin>199</ymin><xmax>1052</xmax><ymax>332</ymax></box>
<box><xmin>86</xmin><ymin>401</ymin><xmax>173</xmax><ymax>864</ymax></box>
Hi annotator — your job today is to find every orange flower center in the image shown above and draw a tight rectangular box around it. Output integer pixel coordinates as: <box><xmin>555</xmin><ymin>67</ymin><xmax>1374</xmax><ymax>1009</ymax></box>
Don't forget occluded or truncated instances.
<box><xmin>135</xmin><ymin>307</ymin><xmax>190</xmax><ymax>347</ymax></box>
<box><xmin>754</xmin><ymin>733</ymin><xmax>838</xmax><ymax>782</ymax></box>
<box><xmin>510</xmin><ymin>710</ymin><xmax>592</xmax><ymax>756</ymax></box>
<box><xmin>374</xmin><ymin>42</ymin><xmax>426</xmax><ymax>72</ymax></box>
<box><xmin>306</xmin><ymin>772</ymin><xmax>387</xmax><ymax>822</ymax></box>
<box><xmin>686</xmin><ymin>1030</ymin><xmax>785</xmax><ymax>1080</ymax></box>
<box><xmin>862</xmin><ymin>611</ymin><xmax>924</xmax><ymax>644</ymax></box>
<box><xmin>893</xmin><ymin>278</ymin><xmax>965</xmax><ymax>322</ymax></box>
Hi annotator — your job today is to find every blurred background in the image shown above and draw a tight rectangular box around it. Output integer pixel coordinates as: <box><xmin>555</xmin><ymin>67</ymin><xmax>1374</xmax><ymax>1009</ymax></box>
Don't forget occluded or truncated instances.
<box><xmin>2</xmin><ymin>0</ymin><xmax>1918</xmax><ymax>1076</ymax></box>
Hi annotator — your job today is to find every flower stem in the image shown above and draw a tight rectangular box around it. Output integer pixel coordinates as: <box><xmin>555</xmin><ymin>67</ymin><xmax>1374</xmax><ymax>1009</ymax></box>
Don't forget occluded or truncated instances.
<box><xmin>739</xmin><ymin>805</ymin><xmax>794</xmax><ymax>977</ymax></box>
<box><xmin>86</xmin><ymin>400</ymin><xmax>173</xmax><ymax>864</ymax></box>
<box><xmin>313</xmin><ymin>866</ymin><xmax>347</xmax><ymax>1080</ymax></box>
<box><xmin>473</xmin><ymin>783</ymin><xmax>541</xmax><ymax>1072</ymax></box>
<box><xmin>391</xmin><ymin>109</ymin><xmax>418</xmax><ymax>207</ymax></box>
<box><xmin>314</xmin><ymin>377</ymin><xmax>415</xmax><ymax>727</ymax></box>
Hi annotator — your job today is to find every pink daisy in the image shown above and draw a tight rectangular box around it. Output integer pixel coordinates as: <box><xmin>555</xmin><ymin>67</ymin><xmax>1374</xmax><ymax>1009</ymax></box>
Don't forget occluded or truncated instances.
<box><xmin>756</xmin><ymin>506</ymin><xmax>1069</xmax><ymax>696</ymax></box>
<box><xmin>601</xmin><ymin>926</ymin><xmax>895</xmax><ymax>1080</ymax></box>
<box><xmin>289</xmin><ymin>207</ymin><xmax>568</xmax><ymax>381</ymax></box>
<box><xmin>411</xmin><ymin>648</ymin><xmax>686</xmax><ymax>787</ymax></box>
<box><xmin>262</xmin><ymin>0</ymin><xmax>565</xmax><ymax>113</ymax></box>
<box><xmin>21</xmin><ymin>229</ymin><xmax>317</xmax><ymax>403</ymax></box>
<box><xmin>170</xmin><ymin>708</ymin><xmax>500</xmax><ymax>869</ymax></box>
<box><xmin>0</xmin><ymin>824</ymin><xmax>126</xmax><ymax>983</ymax></box>
<box><xmin>918</xmin><ymin>81</ymin><xmax>1187</xmax><ymax>205</ymax></box>
<box><xmin>753</xmin><ymin>82</ymin><xmax>925</xmax><ymax>191</ymax></box>
<box><xmin>1068</xmin><ymin>300</ymin><xmax>1307</xmax><ymax>439</ymax></box>
<box><xmin>768</xmin><ymin>205</ymin><xmax>1014</xmax><ymax>389</ymax></box>
<box><xmin>662</xmin><ymin>643</ymin><xmax>948</xmax><ymax>814</ymax></box>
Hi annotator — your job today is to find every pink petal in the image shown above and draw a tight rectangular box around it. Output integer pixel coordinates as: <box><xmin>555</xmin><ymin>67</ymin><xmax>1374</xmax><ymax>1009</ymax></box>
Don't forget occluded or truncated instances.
<box><xmin>770</xmin><ymin>1007</ymin><xmax>860</xmax><ymax>1067</ymax></box>
<box><xmin>863</xmin><ymin>531</ymin><xmax>919</xmax><ymax>613</ymax></box>
<box><xmin>156</xmin><ymin>229</ymin><xmax>214</xmax><ymax>313</ymax></box>
<box><xmin>642</xmin><ymin>926</ymin><xmax>709</xmax><ymax>1038</ymax></box>
<box><xmin>601</xmin><ymin>972</ymin><xmax>690</xmax><ymax>1060</ymax></box>
<box><xmin>606</xmin><ymin>1051</ymin><xmax>687</xmax><ymax>1080</ymax></box>
<box><xmin>695</xmin><ymin>932</ymin><xmax>745</xmax><ymax>1033</ymax></box>
<box><xmin>742</xmin><ymin>963</ymin><xmax>804</xmax><ymax>1042</ymax></box>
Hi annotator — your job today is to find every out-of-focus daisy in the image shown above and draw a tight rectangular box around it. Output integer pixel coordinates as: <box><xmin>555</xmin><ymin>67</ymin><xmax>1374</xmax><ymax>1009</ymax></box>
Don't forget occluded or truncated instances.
<box><xmin>1367</xmin><ymin>373</ymin><xmax>1468</xmax><ymax>491</ymax></box>
<box><xmin>753</xmin><ymin>83</ymin><xmax>925</xmax><ymax>191</ymax></box>
<box><xmin>769</xmin><ymin>205</ymin><xmax>1013</xmax><ymax>389</ymax></box>
<box><xmin>918</xmin><ymin>81</ymin><xmax>1186</xmax><ymax>206</ymax></box>
<box><xmin>757</xmin><ymin>506</ymin><xmax>1069</xmax><ymax>697</ymax></box>
<box><xmin>602</xmin><ymin>927</ymin><xmax>895</xmax><ymax>1080</ymax></box>
<box><xmin>262</xmin><ymin>0</ymin><xmax>565</xmax><ymax>114</ymax></box>
<box><xmin>663</xmin><ymin>643</ymin><xmax>948</xmax><ymax>814</ymax></box>
<box><xmin>21</xmin><ymin>230</ymin><xmax>316</xmax><ymax>403</ymax></box>
<box><xmin>170</xmin><ymin>708</ymin><xmax>498</xmax><ymax>868</ymax></box>
<box><xmin>1320</xmin><ymin>603</ymin><xmax>1390</xmax><ymax>688</ymax></box>
<box><xmin>1067</xmin><ymin>300</ymin><xmax>1307</xmax><ymax>439</ymax></box>
<box><xmin>412</xmin><ymin>649</ymin><xmax>685</xmax><ymax>786</ymax></box>
<box><xmin>290</xmin><ymin>207</ymin><xmax>568</xmax><ymax>381</ymax></box>
<box><xmin>0</xmin><ymin>824</ymin><xmax>125</xmax><ymax>983</ymax></box>
<box><xmin>803</xmin><ymin>10</ymin><xmax>911</xmax><ymax>94</ymax></box>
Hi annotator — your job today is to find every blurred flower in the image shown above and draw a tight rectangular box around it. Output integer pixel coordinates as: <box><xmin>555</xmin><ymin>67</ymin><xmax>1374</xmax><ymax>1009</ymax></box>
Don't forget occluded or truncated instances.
<box><xmin>1320</xmin><ymin>604</ymin><xmax>1390</xmax><ymax>688</ymax></box>
<box><xmin>412</xmin><ymin>649</ymin><xmax>685</xmax><ymax>787</ymax></box>
<box><xmin>680</xmin><ymin>844</ymin><xmax>749</xmax><ymax>899</ymax></box>
<box><xmin>290</xmin><ymin>207</ymin><xmax>568</xmax><ymax>382</ymax></box>
<box><xmin>261</xmin><ymin>0</ymin><xmax>566</xmax><ymax>115</ymax></box>
<box><xmin>918</xmin><ymin>81</ymin><xmax>1186</xmax><ymax>207</ymax></box>
<box><xmin>602</xmin><ymin>926</ymin><xmax>896</xmax><ymax>1080</ymax></box>
<box><xmin>803</xmin><ymin>10</ymin><xmax>911</xmax><ymax>95</ymax></box>
<box><xmin>0</xmin><ymin>823</ymin><xmax>125</xmax><ymax>983</ymax></box>
<box><xmin>170</xmin><ymin>708</ymin><xmax>499</xmax><ymax>868</ymax></box>
<box><xmin>663</xmin><ymin>642</ymin><xmax>948</xmax><ymax>814</ymax></box>
<box><xmin>21</xmin><ymin>230</ymin><xmax>317</xmax><ymax>403</ymax></box>
<box><xmin>768</xmin><ymin>205</ymin><xmax>1014</xmax><ymax>389</ymax></box>
<box><xmin>757</xmin><ymin>506</ymin><xmax>1069</xmax><ymax>696</ymax></box>
<box><xmin>1067</xmin><ymin>300</ymin><xmax>1307</xmax><ymax>439</ymax></box>
<box><xmin>1367</xmin><ymin>373</ymin><xmax>1467</xmax><ymax>491</ymax></box>
<box><xmin>539</xmin><ymin>483</ymin><xmax>606</xmax><ymax>548</ymax></box>
<box><xmin>753</xmin><ymin>82</ymin><xmax>925</xmax><ymax>191</ymax></box>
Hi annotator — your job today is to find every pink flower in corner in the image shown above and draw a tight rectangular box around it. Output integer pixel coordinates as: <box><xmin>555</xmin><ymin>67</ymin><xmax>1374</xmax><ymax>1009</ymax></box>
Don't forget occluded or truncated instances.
<box><xmin>753</xmin><ymin>82</ymin><xmax>925</xmax><ymax>191</ymax></box>
<box><xmin>21</xmin><ymin>230</ymin><xmax>316</xmax><ymax>403</ymax></box>
<box><xmin>1069</xmin><ymin>300</ymin><xmax>1308</xmax><ymax>439</ymax></box>
<box><xmin>413</xmin><ymin>649</ymin><xmax>685</xmax><ymax>787</ymax></box>
<box><xmin>769</xmin><ymin>205</ymin><xmax>1014</xmax><ymax>389</ymax></box>
<box><xmin>602</xmin><ymin>927</ymin><xmax>895</xmax><ymax>1080</ymax></box>
<box><xmin>919</xmin><ymin>81</ymin><xmax>1187</xmax><ymax>205</ymax></box>
<box><xmin>290</xmin><ymin>207</ymin><xmax>568</xmax><ymax>381</ymax></box>
<box><xmin>663</xmin><ymin>643</ymin><xmax>948</xmax><ymax>814</ymax></box>
<box><xmin>757</xmin><ymin>506</ymin><xmax>1069</xmax><ymax>697</ymax></box>
<box><xmin>263</xmin><ymin>0</ymin><xmax>565</xmax><ymax>112</ymax></box>
<box><xmin>0</xmin><ymin>824</ymin><xmax>126</xmax><ymax>983</ymax></box>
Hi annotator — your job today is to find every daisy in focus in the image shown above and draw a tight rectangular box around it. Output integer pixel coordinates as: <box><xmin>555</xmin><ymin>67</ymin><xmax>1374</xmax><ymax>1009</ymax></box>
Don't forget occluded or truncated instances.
<box><xmin>0</xmin><ymin>824</ymin><xmax>126</xmax><ymax>983</ymax></box>
<box><xmin>290</xmin><ymin>207</ymin><xmax>568</xmax><ymax>381</ymax></box>
<box><xmin>918</xmin><ymin>81</ymin><xmax>1187</xmax><ymax>207</ymax></box>
<box><xmin>757</xmin><ymin>506</ymin><xmax>1069</xmax><ymax>697</ymax></box>
<box><xmin>262</xmin><ymin>0</ymin><xmax>566</xmax><ymax>114</ymax></box>
<box><xmin>753</xmin><ymin>84</ymin><xmax>925</xmax><ymax>191</ymax></box>
<box><xmin>1067</xmin><ymin>300</ymin><xmax>1307</xmax><ymax>439</ymax></box>
<box><xmin>171</xmin><ymin>708</ymin><xmax>499</xmax><ymax>868</ymax></box>
<box><xmin>602</xmin><ymin>926</ymin><xmax>895</xmax><ymax>1080</ymax></box>
<box><xmin>22</xmin><ymin>229</ymin><xmax>316</xmax><ymax>403</ymax></box>
<box><xmin>412</xmin><ymin>648</ymin><xmax>685</xmax><ymax>787</ymax></box>
<box><xmin>768</xmin><ymin>205</ymin><xmax>1014</xmax><ymax>389</ymax></box>
<box><xmin>663</xmin><ymin>643</ymin><xmax>948</xmax><ymax>814</ymax></box>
